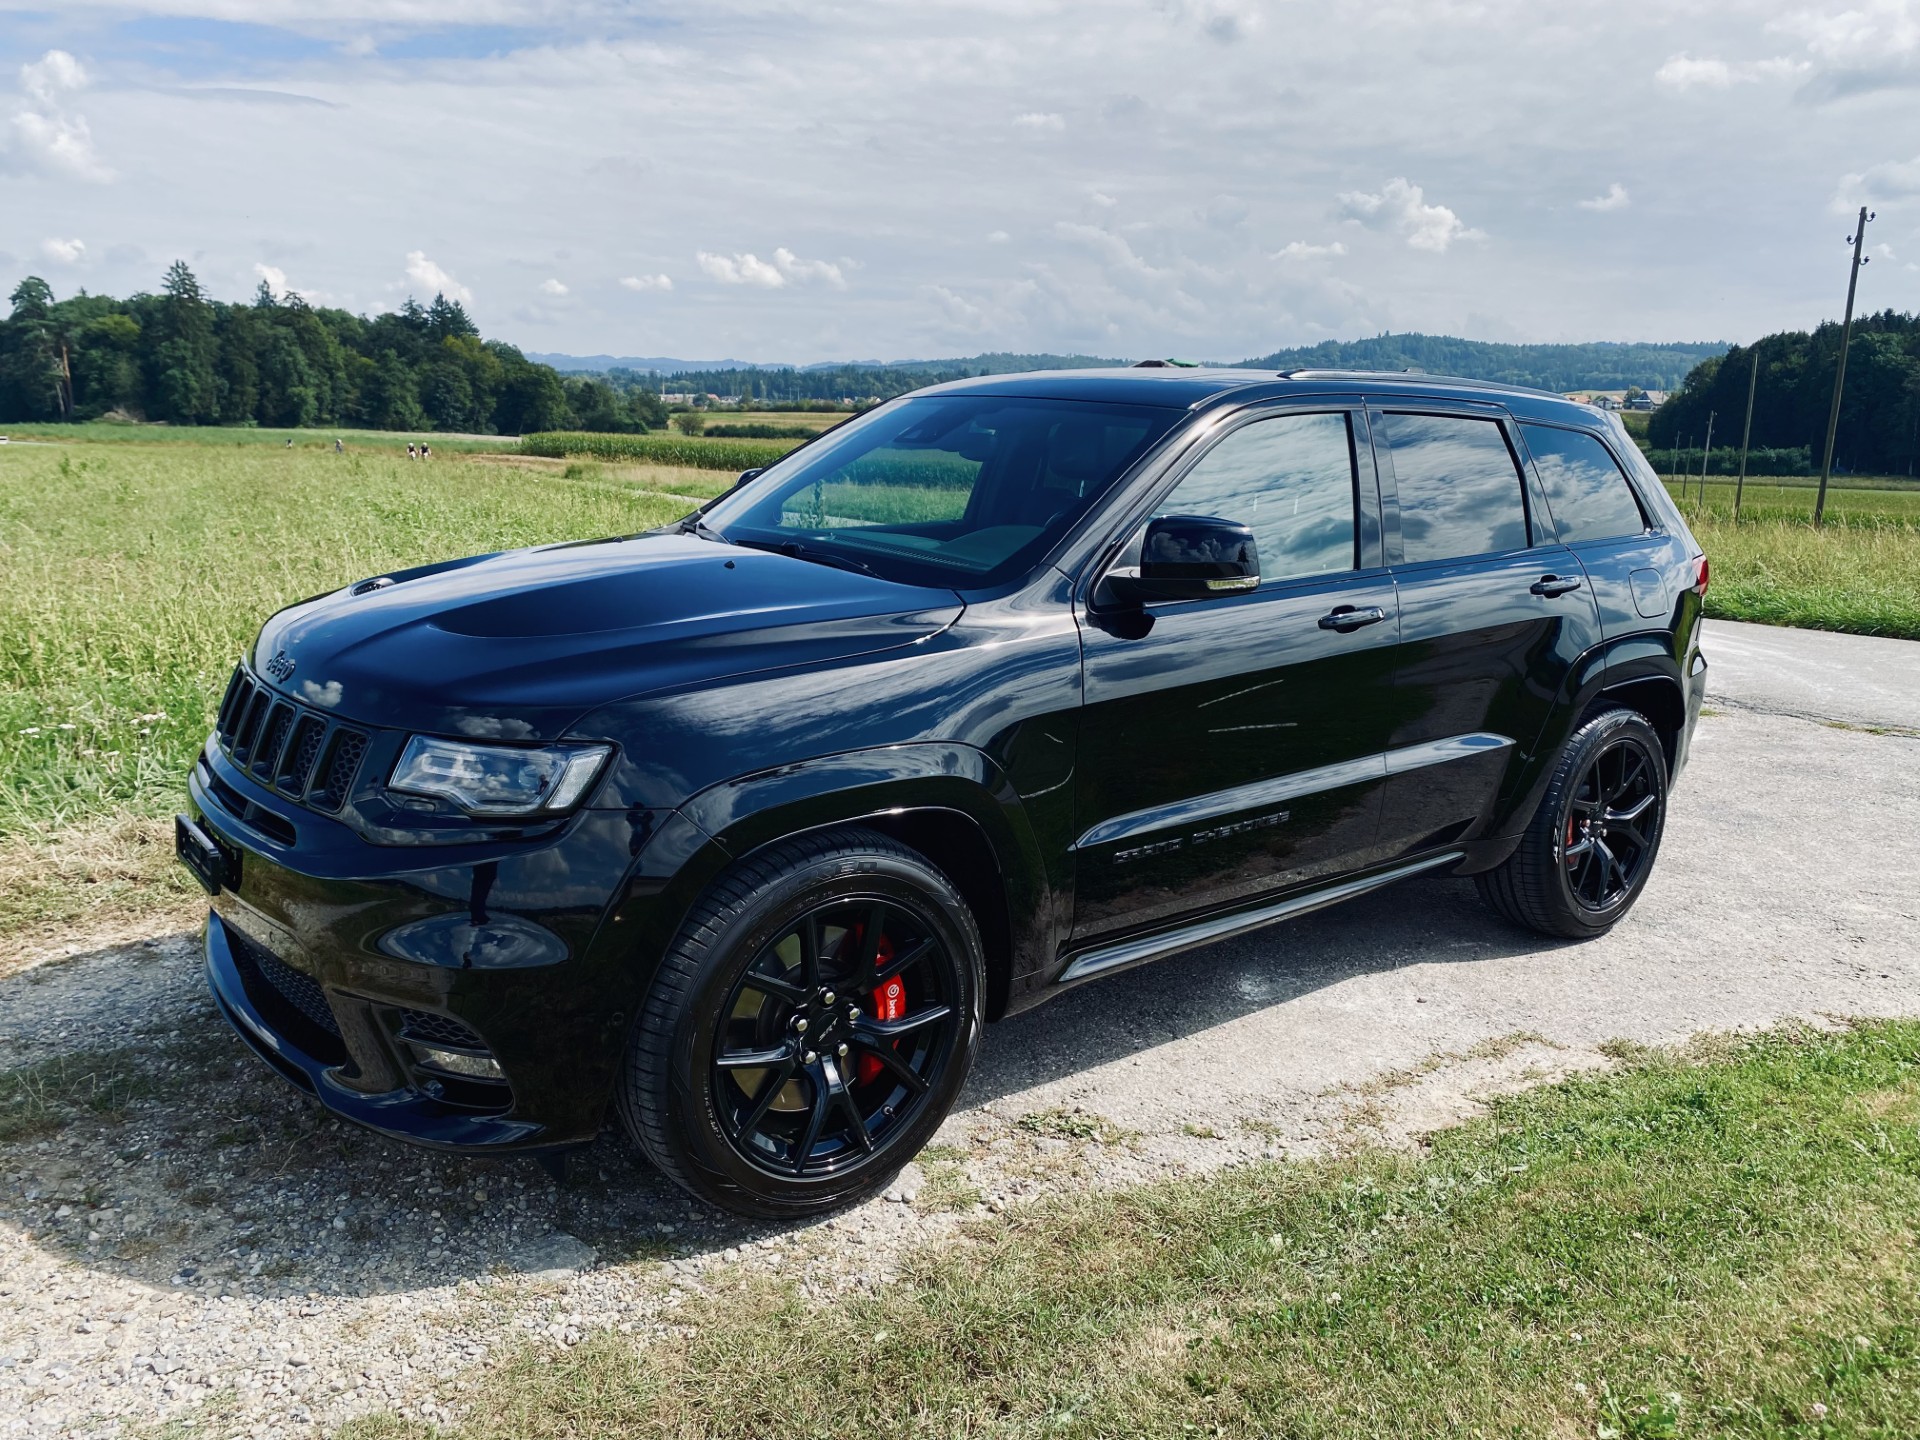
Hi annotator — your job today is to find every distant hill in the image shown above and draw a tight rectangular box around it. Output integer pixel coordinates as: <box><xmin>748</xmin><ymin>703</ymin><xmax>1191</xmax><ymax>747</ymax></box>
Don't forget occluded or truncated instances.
<box><xmin>1241</xmin><ymin>334</ymin><xmax>1726</xmax><ymax>392</ymax></box>
<box><xmin>528</xmin><ymin>350</ymin><xmax>1123</xmax><ymax>376</ymax></box>
<box><xmin>530</xmin><ymin>335</ymin><xmax>1728</xmax><ymax>407</ymax></box>
<box><xmin>526</xmin><ymin>353</ymin><xmax>763</xmax><ymax>373</ymax></box>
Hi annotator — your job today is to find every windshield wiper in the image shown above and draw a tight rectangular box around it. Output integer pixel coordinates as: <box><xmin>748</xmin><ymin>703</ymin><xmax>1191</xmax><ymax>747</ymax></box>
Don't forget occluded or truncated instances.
<box><xmin>733</xmin><ymin>537</ymin><xmax>880</xmax><ymax>578</ymax></box>
<box><xmin>676</xmin><ymin>514</ymin><xmax>732</xmax><ymax>545</ymax></box>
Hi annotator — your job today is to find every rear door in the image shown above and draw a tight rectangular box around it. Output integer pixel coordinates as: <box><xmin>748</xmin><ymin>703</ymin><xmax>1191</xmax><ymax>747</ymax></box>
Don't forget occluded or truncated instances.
<box><xmin>1072</xmin><ymin>405</ymin><xmax>1400</xmax><ymax>940</ymax></box>
<box><xmin>1514</xmin><ymin>421</ymin><xmax>1679</xmax><ymax>642</ymax></box>
<box><xmin>1371</xmin><ymin>402</ymin><xmax>1604</xmax><ymax>857</ymax></box>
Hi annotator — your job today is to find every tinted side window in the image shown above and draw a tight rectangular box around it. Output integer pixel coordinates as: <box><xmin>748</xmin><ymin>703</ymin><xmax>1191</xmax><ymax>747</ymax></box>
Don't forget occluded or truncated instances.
<box><xmin>1382</xmin><ymin>412</ymin><xmax>1528</xmax><ymax>563</ymax></box>
<box><xmin>1521</xmin><ymin>424</ymin><xmax>1648</xmax><ymax>543</ymax></box>
<box><xmin>1151</xmin><ymin>412</ymin><xmax>1357</xmax><ymax>582</ymax></box>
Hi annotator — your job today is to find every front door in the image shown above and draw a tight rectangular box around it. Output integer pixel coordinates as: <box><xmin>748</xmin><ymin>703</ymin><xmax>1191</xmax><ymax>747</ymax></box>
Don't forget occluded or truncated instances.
<box><xmin>1370</xmin><ymin>404</ymin><xmax>1605</xmax><ymax>857</ymax></box>
<box><xmin>1072</xmin><ymin>406</ymin><xmax>1402</xmax><ymax>941</ymax></box>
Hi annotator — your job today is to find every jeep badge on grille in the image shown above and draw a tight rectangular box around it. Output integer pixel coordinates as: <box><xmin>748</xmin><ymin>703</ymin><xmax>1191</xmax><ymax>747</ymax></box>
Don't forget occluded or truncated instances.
<box><xmin>264</xmin><ymin>650</ymin><xmax>296</xmax><ymax>681</ymax></box>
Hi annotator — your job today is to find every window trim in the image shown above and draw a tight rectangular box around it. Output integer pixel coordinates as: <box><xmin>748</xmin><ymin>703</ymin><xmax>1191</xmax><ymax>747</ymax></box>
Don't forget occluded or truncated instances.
<box><xmin>1367</xmin><ymin>401</ymin><xmax>1543</xmax><ymax>569</ymax></box>
<box><xmin>1076</xmin><ymin>399</ymin><xmax>1386</xmax><ymax>608</ymax></box>
<box><xmin>1510</xmin><ymin>420</ymin><xmax>1656</xmax><ymax>547</ymax></box>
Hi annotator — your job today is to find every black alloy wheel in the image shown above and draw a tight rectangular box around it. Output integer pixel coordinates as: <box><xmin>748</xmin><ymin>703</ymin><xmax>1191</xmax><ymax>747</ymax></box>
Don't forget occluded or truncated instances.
<box><xmin>713</xmin><ymin>897</ymin><xmax>961</xmax><ymax>1178</ymax></box>
<box><xmin>1476</xmin><ymin>707</ymin><xmax>1669</xmax><ymax>939</ymax></box>
<box><xmin>618</xmin><ymin>827</ymin><xmax>983</xmax><ymax>1217</ymax></box>
<box><xmin>1559</xmin><ymin>735</ymin><xmax>1662</xmax><ymax>912</ymax></box>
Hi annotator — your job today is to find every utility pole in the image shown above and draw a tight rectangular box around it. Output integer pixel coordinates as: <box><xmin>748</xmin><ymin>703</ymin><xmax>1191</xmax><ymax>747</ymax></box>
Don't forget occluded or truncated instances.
<box><xmin>1735</xmin><ymin>348</ymin><xmax>1759</xmax><ymax>521</ymax></box>
<box><xmin>1698</xmin><ymin>411</ymin><xmax>1715</xmax><ymax>505</ymax></box>
<box><xmin>1814</xmin><ymin>205</ymin><xmax>1873</xmax><ymax>527</ymax></box>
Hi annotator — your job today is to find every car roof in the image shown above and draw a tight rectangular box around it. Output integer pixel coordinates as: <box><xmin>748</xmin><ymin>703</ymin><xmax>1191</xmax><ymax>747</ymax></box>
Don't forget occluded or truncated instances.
<box><xmin>916</xmin><ymin>365</ymin><xmax>1602</xmax><ymax>426</ymax></box>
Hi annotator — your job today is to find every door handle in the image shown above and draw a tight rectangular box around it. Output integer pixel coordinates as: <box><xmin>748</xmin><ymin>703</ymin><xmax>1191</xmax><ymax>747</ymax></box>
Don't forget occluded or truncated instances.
<box><xmin>1318</xmin><ymin>604</ymin><xmax>1389</xmax><ymax>632</ymax></box>
<box><xmin>1529</xmin><ymin>574</ymin><xmax>1584</xmax><ymax>598</ymax></box>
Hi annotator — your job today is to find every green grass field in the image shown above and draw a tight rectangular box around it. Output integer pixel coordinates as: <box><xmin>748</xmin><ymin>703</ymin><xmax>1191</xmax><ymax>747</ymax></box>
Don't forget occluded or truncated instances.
<box><xmin>0</xmin><ymin>439</ymin><xmax>691</xmax><ymax>954</ymax></box>
<box><xmin>345</xmin><ymin>1020</ymin><xmax>1920</xmax><ymax>1439</ymax></box>
<box><xmin>1662</xmin><ymin>480</ymin><xmax>1920</xmax><ymax>640</ymax></box>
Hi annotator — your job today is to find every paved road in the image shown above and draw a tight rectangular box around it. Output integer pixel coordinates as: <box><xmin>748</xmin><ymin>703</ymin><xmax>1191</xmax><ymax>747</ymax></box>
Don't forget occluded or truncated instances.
<box><xmin>1703</xmin><ymin>617</ymin><xmax>1919</xmax><ymax>731</ymax></box>
<box><xmin>3</xmin><ymin>621</ymin><xmax>1917</xmax><ymax>1437</ymax></box>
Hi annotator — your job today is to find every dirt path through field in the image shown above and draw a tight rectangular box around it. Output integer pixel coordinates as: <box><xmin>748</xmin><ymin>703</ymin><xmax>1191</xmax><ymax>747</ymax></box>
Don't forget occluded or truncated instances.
<box><xmin>3</xmin><ymin>634</ymin><xmax>1917</xmax><ymax>1438</ymax></box>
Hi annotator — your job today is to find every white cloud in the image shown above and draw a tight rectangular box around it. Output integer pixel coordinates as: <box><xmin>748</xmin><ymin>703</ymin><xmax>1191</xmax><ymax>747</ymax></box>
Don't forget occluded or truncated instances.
<box><xmin>1655</xmin><ymin>52</ymin><xmax>1805</xmax><ymax>89</ymax></box>
<box><xmin>539</xmin><ymin>277</ymin><xmax>569</xmax><ymax>295</ymax></box>
<box><xmin>41</xmin><ymin>236</ymin><xmax>86</xmax><ymax>264</ymax></box>
<box><xmin>1833</xmin><ymin>153</ymin><xmax>1920</xmax><ymax>211</ymax></box>
<box><xmin>620</xmin><ymin>272</ymin><xmax>673</xmax><ymax>291</ymax></box>
<box><xmin>772</xmin><ymin>246</ymin><xmax>846</xmax><ymax>287</ymax></box>
<box><xmin>1090</xmin><ymin>189</ymin><xmax>1119</xmax><ymax>208</ymax></box>
<box><xmin>9</xmin><ymin>49</ymin><xmax>111</xmax><ymax>181</ymax></box>
<box><xmin>1769</xmin><ymin>1</ymin><xmax>1920</xmax><ymax>64</ymax></box>
<box><xmin>403</xmin><ymin>250</ymin><xmax>473</xmax><ymax>304</ymax></box>
<box><xmin>1578</xmin><ymin>182</ymin><xmax>1630</xmax><ymax>212</ymax></box>
<box><xmin>1273</xmin><ymin>240</ymin><xmax>1347</xmax><ymax>260</ymax></box>
<box><xmin>1013</xmin><ymin>111</ymin><xmax>1066</xmax><ymax>131</ymax></box>
<box><xmin>698</xmin><ymin>250</ymin><xmax>786</xmax><ymax>286</ymax></box>
<box><xmin>986</xmin><ymin>230</ymin><xmax>1011</xmax><ymax>244</ymax></box>
<box><xmin>1338</xmin><ymin>177</ymin><xmax>1484</xmax><ymax>253</ymax></box>
<box><xmin>21</xmin><ymin>50</ymin><xmax>88</xmax><ymax>106</ymax></box>
<box><xmin>697</xmin><ymin>247</ymin><xmax>845</xmax><ymax>288</ymax></box>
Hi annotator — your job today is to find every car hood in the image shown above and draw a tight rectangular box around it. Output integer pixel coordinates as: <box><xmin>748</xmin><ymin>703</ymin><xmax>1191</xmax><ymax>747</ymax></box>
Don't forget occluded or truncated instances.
<box><xmin>251</xmin><ymin>533</ymin><xmax>964</xmax><ymax>742</ymax></box>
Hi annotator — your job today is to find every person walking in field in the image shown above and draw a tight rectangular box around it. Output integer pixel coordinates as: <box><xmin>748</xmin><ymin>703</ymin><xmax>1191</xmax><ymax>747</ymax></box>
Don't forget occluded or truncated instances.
<box><xmin>407</xmin><ymin>443</ymin><xmax>417</xmax><ymax>461</ymax></box>
<box><xmin>335</xmin><ymin>438</ymin><xmax>343</xmax><ymax>454</ymax></box>
<box><xmin>421</xmin><ymin>444</ymin><xmax>432</xmax><ymax>462</ymax></box>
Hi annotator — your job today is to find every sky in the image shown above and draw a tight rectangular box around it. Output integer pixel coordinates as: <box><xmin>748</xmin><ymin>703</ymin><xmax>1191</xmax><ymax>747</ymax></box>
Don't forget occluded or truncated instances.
<box><xmin>1</xmin><ymin>0</ymin><xmax>1916</xmax><ymax>363</ymax></box>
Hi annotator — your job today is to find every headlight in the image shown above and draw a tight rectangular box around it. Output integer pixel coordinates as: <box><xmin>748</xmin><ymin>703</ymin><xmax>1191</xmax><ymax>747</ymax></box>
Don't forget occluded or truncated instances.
<box><xmin>388</xmin><ymin>737</ymin><xmax>611</xmax><ymax>817</ymax></box>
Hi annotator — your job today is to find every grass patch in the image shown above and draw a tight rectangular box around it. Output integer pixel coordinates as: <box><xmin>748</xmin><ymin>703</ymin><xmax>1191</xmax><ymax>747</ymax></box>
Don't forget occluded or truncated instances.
<box><xmin>349</xmin><ymin>1021</ymin><xmax>1920</xmax><ymax>1439</ymax></box>
<box><xmin>0</xmin><ymin>1046</ymin><xmax>170</xmax><ymax>1142</ymax></box>
<box><xmin>1016</xmin><ymin>1105</ymin><xmax>1133</xmax><ymax>1145</ymax></box>
<box><xmin>1660</xmin><ymin>481</ymin><xmax>1920</xmax><ymax>640</ymax></box>
<box><xmin>0</xmin><ymin>440</ymin><xmax>687</xmax><ymax>940</ymax></box>
<box><xmin>521</xmin><ymin>431</ymin><xmax>800</xmax><ymax>469</ymax></box>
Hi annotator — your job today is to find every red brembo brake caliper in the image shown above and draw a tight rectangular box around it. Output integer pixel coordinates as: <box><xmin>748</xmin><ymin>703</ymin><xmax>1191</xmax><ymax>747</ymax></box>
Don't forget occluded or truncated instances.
<box><xmin>860</xmin><ymin>929</ymin><xmax>905</xmax><ymax>1085</ymax></box>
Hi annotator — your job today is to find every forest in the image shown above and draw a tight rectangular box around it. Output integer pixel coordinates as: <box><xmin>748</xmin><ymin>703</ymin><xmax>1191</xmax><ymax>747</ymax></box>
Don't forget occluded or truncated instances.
<box><xmin>0</xmin><ymin>265</ymin><xmax>665</xmax><ymax>435</ymax></box>
<box><xmin>1649</xmin><ymin>311</ymin><xmax>1920</xmax><ymax>477</ymax></box>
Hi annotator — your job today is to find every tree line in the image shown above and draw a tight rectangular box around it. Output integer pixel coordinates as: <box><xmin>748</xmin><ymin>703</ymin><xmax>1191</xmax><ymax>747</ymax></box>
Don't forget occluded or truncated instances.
<box><xmin>1650</xmin><ymin>311</ymin><xmax>1920</xmax><ymax>477</ymax></box>
<box><xmin>0</xmin><ymin>264</ymin><xmax>667</xmax><ymax>435</ymax></box>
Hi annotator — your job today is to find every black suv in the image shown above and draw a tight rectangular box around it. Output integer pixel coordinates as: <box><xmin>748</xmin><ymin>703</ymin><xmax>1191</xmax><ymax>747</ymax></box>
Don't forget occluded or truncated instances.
<box><xmin>179</xmin><ymin>368</ymin><xmax>1708</xmax><ymax>1217</ymax></box>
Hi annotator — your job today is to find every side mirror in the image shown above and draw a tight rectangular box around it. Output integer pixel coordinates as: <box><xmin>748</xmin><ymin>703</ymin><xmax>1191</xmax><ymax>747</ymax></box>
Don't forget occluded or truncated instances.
<box><xmin>735</xmin><ymin>467</ymin><xmax>765</xmax><ymax>486</ymax></box>
<box><xmin>1106</xmin><ymin>514</ymin><xmax>1260</xmax><ymax>604</ymax></box>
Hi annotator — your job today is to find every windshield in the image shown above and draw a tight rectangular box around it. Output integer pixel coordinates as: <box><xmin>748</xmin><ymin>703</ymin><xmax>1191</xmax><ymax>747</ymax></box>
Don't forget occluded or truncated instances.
<box><xmin>699</xmin><ymin>395</ymin><xmax>1184</xmax><ymax>588</ymax></box>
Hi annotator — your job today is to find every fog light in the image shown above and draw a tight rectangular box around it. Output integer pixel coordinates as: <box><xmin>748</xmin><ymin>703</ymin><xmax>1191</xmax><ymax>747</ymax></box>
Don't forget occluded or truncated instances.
<box><xmin>409</xmin><ymin>1043</ymin><xmax>505</xmax><ymax>1081</ymax></box>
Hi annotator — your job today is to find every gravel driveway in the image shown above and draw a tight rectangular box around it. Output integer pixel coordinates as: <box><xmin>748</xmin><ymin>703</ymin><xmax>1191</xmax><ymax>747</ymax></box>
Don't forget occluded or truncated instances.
<box><xmin>3</xmin><ymin>619</ymin><xmax>1916</xmax><ymax>1438</ymax></box>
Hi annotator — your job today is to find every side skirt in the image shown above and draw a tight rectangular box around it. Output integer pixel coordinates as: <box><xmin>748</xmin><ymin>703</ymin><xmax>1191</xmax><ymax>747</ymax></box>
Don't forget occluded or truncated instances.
<box><xmin>1054</xmin><ymin>850</ymin><xmax>1465</xmax><ymax>987</ymax></box>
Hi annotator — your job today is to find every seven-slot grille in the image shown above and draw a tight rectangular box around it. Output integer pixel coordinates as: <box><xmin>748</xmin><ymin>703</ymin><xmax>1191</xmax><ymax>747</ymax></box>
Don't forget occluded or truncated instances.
<box><xmin>214</xmin><ymin>664</ymin><xmax>371</xmax><ymax>813</ymax></box>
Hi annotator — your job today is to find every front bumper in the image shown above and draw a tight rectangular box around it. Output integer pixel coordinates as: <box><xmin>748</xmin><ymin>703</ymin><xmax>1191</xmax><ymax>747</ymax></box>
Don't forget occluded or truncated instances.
<box><xmin>204</xmin><ymin>909</ymin><xmax>544</xmax><ymax>1149</ymax></box>
<box><xmin>184</xmin><ymin>738</ymin><xmax>700</xmax><ymax>1154</ymax></box>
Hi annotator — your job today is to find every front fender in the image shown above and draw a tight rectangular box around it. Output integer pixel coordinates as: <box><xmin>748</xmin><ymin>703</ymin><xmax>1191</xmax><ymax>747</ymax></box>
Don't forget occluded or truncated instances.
<box><xmin>581</xmin><ymin>743</ymin><xmax>1061</xmax><ymax>1040</ymax></box>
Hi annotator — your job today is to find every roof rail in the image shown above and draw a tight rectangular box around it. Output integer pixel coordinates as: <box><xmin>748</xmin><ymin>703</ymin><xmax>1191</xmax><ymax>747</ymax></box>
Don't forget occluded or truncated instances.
<box><xmin>1131</xmin><ymin>358</ymin><xmax>1202</xmax><ymax>368</ymax></box>
<box><xmin>1275</xmin><ymin>368</ymin><xmax>1567</xmax><ymax>400</ymax></box>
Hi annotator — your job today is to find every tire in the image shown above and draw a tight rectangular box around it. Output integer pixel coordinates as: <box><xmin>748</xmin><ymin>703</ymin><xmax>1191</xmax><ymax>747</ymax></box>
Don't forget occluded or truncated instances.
<box><xmin>616</xmin><ymin>826</ymin><xmax>984</xmax><ymax>1218</ymax></box>
<box><xmin>1475</xmin><ymin>707</ymin><xmax>1669</xmax><ymax>940</ymax></box>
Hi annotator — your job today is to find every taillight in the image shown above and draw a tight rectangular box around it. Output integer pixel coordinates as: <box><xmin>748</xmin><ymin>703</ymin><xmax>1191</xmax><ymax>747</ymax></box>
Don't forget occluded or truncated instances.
<box><xmin>1692</xmin><ymin>554</ymin><xmax>1709</xmax><ymax>597</ymax></box>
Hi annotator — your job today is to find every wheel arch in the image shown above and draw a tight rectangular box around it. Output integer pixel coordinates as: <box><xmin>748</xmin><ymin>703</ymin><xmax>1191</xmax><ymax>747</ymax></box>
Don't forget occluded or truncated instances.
<box><xmin>657</xmin><ymin>744</ymin><xmax>1057</xmax><ymax>1023</ymax></box>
